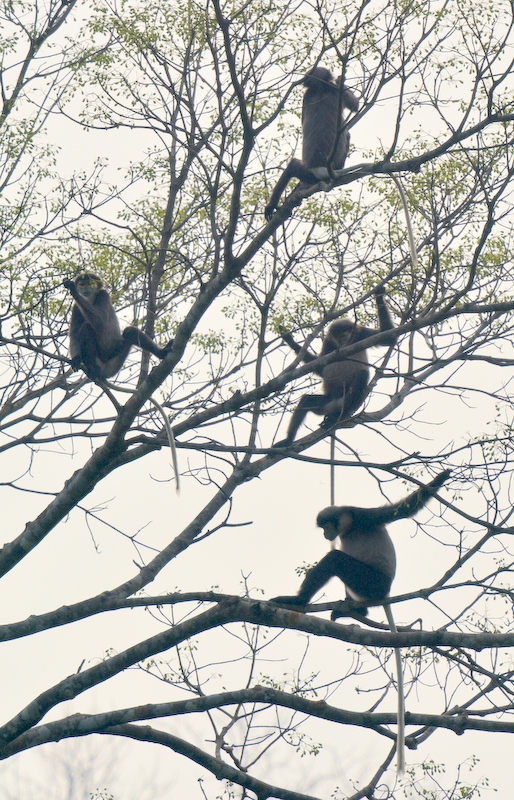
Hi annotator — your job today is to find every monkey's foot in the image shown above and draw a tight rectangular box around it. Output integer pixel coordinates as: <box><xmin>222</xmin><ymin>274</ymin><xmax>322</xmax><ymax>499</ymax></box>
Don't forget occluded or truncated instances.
<box><xmin>269</xmin><ymin>595</ymin><xmax>305</xmax><ymax>607</ymax></box>
<box><xmin>70</xmin><ymin>356</ymin><xmax>82</xmax><ymax>372</ymax></box>
<box><xmin>320</xmin><ymin>414</ymin><xmax>340</xmax><ymax>430</ymax></box>
<box><xmin>331</xmin><ymin>605</ymin><xmax>369</xmax><ymax>621</ymax></box>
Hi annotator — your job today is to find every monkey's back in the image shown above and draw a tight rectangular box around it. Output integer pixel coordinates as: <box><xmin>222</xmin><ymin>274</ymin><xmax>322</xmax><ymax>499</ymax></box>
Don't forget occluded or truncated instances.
<box><xmin>322</xmin><ymin>351</ymin><xmax>369</xmax><ymax>397</ymax></box>
<box><xmin>302</xmin><ymin>84</ymin><xmax>349</xmax><ymax>170</ymax></box>
<box><xmin>339</xmin><ymin>524</ymin><xmax>396</xmax><ymax>579</ymax></box>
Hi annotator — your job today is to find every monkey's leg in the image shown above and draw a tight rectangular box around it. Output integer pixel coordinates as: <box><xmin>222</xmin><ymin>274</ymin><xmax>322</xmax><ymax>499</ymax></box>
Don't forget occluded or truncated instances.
<box><xmin>341</xmin><ymin>369</ymin><xmax>370</xmax><ymax>417</ymax></box>
<box><xmin>271</xmin><ymin>550</ymin><xmax>391</xmax><ymax>609</ymax></box>
<box><xmin>122</xmin><ymin>327</ymin><xmax>173</xmax><ymax>358</ymax></box>
<box><xmin>321</xmin><ymin>370</ymin><xmax>370</xmax><ymax>430</ymax></box>
<box><xmin>272</xmin><ymin>394</ymin><xmax>327</xmax><ymax>448</ymax></box>
<box><xmin>271</xmin><ymin>552</ymin><xmax>342</xmax><ymax>606</ymax></box>
<box><xmin>328</xmin><ymin>550</ymin><xmax>392</xmax><ymax>602</ymax></box>
<box><xmin>264</xmin><ymin>159</ymin><xmax>318</xmax><ymax>221</ymax></box>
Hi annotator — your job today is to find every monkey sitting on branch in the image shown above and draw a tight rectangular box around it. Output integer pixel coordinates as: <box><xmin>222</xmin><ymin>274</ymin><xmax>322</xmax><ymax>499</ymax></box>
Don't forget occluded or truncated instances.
<box><xmin>64</xmin><ymin>272</ymin><xmax>180</xmax><ymax>492</ymax></box>
<box><xmin>264</xmin><ymin>65</ymin><xmax>359</xmax><ymax>221</ymax></box>
<box><xmin>271</xmin><ymin>469</ymin><xmax>451</xmax><ymax>776</ymax></box>
<box><xmin>271</xmin><ymin>471</ymin><xmax>450</xmax><ymax>615</ymax></box>
<box><xmin>64</xmin><ymin>272</ymin><xmax>173</xmax><ymax>382</ymax></box>
<box><xmin>273</xmin><ymin>287</ymin><xmax>397</xmax><ymax>448</ymax></box>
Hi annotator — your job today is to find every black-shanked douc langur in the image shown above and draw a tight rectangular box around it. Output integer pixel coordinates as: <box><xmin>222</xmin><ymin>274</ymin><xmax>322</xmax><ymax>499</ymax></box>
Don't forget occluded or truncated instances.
<box><xmin>264</xmin><ymin>65</ymin><xmax>359</xmax><ymax>220</ymax></box>
<box><xmin>64</xmin><ymin>272</ymin><xmax>173</xmax><ymax>381</ymax></box>
<box><xmin>273</xmin><ymin>286</ymin><xmax>396</xmax><ymax>447</ymax></box>
<box><xmin>271</xmin><ymin>470</ymin><xmax>451</xmax><ymax>775</ymax></box>
<box><xmin>64</xmin><ymin>272</ymin><xmax>179</xmax><ymax>492</ymax></box>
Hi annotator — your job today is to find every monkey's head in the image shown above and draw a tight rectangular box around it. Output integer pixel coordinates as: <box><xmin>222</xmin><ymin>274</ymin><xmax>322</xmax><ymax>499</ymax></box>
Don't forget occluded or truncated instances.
<box><xmin>74</xmin><ymin>272</ymin><xmax>103</xmax><ymax>299</ymax></box>
<box><xmin>317</xmin><ymin>506</ymin><xmax>354</xmax><ymax>540</ymax></box>
<box><xmin>302</xmin><ymin>66</ymin><xmax>335</xmax><ymax>90</ymax></box>
<box><xmin>326</xmin><ymin>318</ymin><xmax>355</xmax><ymax>347</ymax></box>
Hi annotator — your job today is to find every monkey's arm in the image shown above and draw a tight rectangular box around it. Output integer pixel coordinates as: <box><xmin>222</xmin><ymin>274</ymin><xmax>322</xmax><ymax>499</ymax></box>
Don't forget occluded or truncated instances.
<box><xmin>365</xmin><ymin>470</ymin><xmax>451</xmax><ymax>526</ymax></box>
<box><xmin>352</xmin><ymin>287</ymin><xmax>397</xmax><ymax>346</ymax></box>
<box><xmin>281</xmin><ymin>331</ymin><xmax>313</xmax><ymax>358</ymax></box>
<box><xmin>264</xmin><ymin>159</ymin><xmax>319</xmax><ymax>221</ymax></box>
<box><xmin>341</xmin><ymin>85</ymin><xmax>359</xmax><ymax>112</ymax></box>
<box><xmin>374</xmin><ymin>286</ymin><xmax>397</xmax><ymax>344</ymax></box>
<box><xmin>64</xmin><ymin>281</ymin><xmax>114</xmax><ymax>327</ymax></box>
<box><xmin>281</xmin><ymin>330</ymin><xmax>319</xmax><ymax>361</ymax></box>
<box><xmin>68</xmin><ymin>305</ymin><xmax>85</xmax><ymax>368</ymax></box>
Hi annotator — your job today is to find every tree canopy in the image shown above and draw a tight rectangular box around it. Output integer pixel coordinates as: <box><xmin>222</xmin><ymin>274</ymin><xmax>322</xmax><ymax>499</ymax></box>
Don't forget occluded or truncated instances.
<box><xmin>1</xmin><ymin>1</ymin><xmax>514</xmax><ymax>798</ymax></box>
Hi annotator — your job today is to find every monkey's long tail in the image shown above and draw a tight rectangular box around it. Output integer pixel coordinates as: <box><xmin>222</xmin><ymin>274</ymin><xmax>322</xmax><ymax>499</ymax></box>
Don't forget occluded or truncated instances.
<box><xmin>384</xmin><ymin>603</ymin><xmax>405</xmax><ymax>777</ymax></box>
<box><xmin>329</xmin><ymin>433</ymin><xmax>336</xmax><ymax>549</ymax></box>
<box><xmin>389</xmin><ymin>174</ymin><xmax>418</xmax><ymax>271</ymax></box>
<box><xmin>149</xmin><ymin>395</ymin><xmax>180</xmax><ymax>494</ymax></box>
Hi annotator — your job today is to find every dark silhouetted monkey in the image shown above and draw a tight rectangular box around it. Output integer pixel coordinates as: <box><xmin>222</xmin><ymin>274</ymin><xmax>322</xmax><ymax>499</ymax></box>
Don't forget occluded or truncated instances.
<box><xmin>264</xmin><ymin>66</ymin><xmax>359</xmax><ymax>220</ymax></box>
<box><xmin>274</xmin><ymin>287</ymin><xmax>396</xmax><ymax>447</ymax></box>
<box><xmin>271</xmin><ymin>469</ymin><xmax>451</xmax><ymax>775</ymax></box>
<box><xmin>271</xmin><ymin>471</ymin><xmax>450</xmax><ymax>613</ymax></box>
<box><xmin>65</xmin><ymin>273</ymin><xmax>173</xmax><ymax>381</ymax></box>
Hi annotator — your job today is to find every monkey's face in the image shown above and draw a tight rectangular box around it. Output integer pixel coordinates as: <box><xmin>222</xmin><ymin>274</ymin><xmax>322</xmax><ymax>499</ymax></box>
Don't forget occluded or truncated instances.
<box><xmin>321</xmin><ymin>522</ymin><xmax>339</xmax><ymax>541</ymax></box>
<box><xmin>327</xmin><ymin>319</ymin><xmax>354</xmax><ymax>348</ymax></box>
<box><xmin>302</xmin><ymin>66</ymin><xmax>334</xmax><ymax>90</ymax></box>
<box><xmin>317</xmin><ymin>507</ymin><xmax>354</xmax><ymax>540</ymax></box>
<box><xmin>75</xmin><ymin>273</ymin><xmax>103</xmax><ymax>299</ymax></box>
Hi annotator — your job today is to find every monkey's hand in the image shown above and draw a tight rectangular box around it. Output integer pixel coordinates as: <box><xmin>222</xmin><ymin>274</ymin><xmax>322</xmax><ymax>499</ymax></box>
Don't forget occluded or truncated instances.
<box><xmin>280</xmin><ymin>331</ymin><xmax>296</xmax><ymax>347</ymax></box>
<box><xmin>269</xmin><ymin>595</ymin><xmax>306</xmax><ymax>607</ymax></box>
<box><xmin>63</xmin><ymin>279</ymin><xmax>75</xmax><ymax>292</ymax></box>
<box><xmin>270</xmin><ymin>438</ymin><xmax>293</xmax><ymax>450</ymax></box>
<box><xmin>373</xmin><ymin>284</ymin><xmax>386</xmax><ymax>298</ymax></box>
<box><xmin>158</xmin><ymin>338</ymin><xmax>174</xmax><ymax>357</ymax></box>
<box><xmin>280</xmin><ymin>330</ymin><xmax>304</xmax><ymax>356</ymax></box>
<box><xmin>430</xmin><ymin>469</ymin><xmax>452</xmax><ymax>490</ymax></box>
<box><xmin>264</xmin><ymin>202</ymin><xmax>276</xmax><ymax>222</ymax></box>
